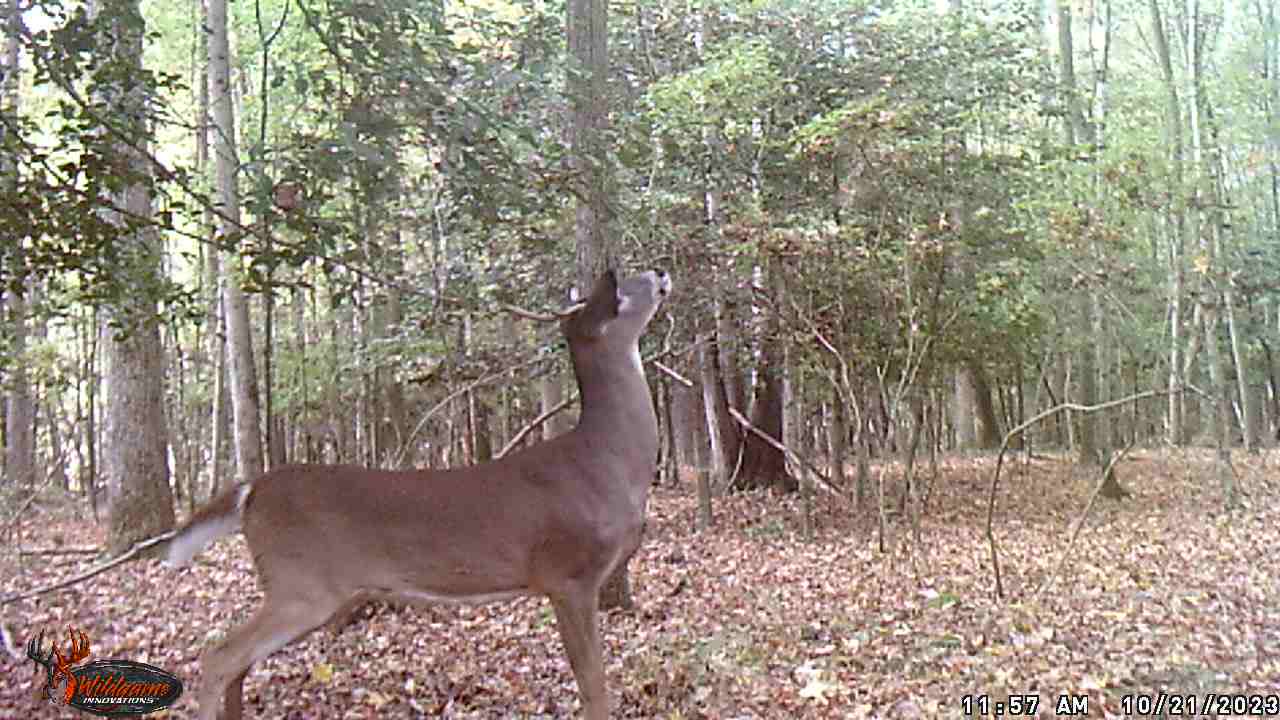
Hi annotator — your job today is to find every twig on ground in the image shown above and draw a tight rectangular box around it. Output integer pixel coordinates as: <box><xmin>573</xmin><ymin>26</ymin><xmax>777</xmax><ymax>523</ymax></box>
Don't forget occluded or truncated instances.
<box><xmin>0</xmin><ymin>532</ymin><xmax>176</xmax><ymax>607</ymax></box>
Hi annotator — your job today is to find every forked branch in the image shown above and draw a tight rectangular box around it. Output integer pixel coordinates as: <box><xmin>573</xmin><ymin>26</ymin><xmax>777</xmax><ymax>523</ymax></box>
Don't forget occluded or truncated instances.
<box><xmin>984</xmin><ymin>388</ymin><xmax>1176</xmax><ymax>599</ymax></box>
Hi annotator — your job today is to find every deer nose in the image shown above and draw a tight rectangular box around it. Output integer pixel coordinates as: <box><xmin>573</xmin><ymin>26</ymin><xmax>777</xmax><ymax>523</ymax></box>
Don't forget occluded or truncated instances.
<box><xmin>654</xmin><ymin>269</ymin><xmax>671</xmax><ymax>296</ymax></box>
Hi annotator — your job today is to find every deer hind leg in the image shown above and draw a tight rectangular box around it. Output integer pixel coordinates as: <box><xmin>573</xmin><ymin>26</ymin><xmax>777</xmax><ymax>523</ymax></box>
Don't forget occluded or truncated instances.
<box><xmin>197</xmin><ymin>595</ymin><xmax>342</xmax><ymax>720</ymax></box>
<box><xmin>549</xmin><ymin>587</ymin><xmax>607</xmax><ymax>720</ymax></box>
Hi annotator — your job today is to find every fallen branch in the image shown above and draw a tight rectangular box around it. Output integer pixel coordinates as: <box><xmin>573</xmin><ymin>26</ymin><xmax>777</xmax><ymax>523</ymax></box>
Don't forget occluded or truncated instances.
<box><xmin>0</xmin><ymin>531</ymin><xmax>176</xmax><ymax>607</ymax></box>
<box><xmin>18</xmin><ymin>548</ymin><xmax>100</xmax><ymax>557</ymax></box>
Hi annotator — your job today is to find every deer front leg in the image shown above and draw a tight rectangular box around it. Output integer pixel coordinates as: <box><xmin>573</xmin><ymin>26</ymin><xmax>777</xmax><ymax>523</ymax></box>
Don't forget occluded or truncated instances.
<box><xmin>550</xmin><ymin>588</ymin><xmax>607</xmax><ymax>720</ymax></box>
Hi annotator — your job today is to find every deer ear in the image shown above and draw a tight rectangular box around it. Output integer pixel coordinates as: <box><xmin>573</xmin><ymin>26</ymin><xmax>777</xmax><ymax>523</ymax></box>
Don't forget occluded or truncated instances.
<box><xmin>573</xmin><ymin>270</ymin><xmax>620</xmax><ymax>334</ymax></box>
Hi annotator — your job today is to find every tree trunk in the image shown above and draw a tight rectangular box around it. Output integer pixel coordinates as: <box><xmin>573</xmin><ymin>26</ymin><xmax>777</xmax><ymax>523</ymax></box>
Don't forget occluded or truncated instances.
<box><xmin>952</xmin><ymin>367</ymin><xmax>976</xmax><ymax>449</ymax></box>
<box><xmin>194</xmin><ymin>8</ymin><xmax>230</xmax><ymax>501</ymax></box>
<box><xmin>952</xmin><ymin>349</ymin><xmax>1000</xmax><ymax>451</ymax></box>
<box><xmin>92</xmin><ymin>0</ymin><xmax>175</xmax><ymax>556</ymax></box>
<box><xmin>4</xmin><ymin>271</ymin><xmax>33</xmax><ymax>488</ymax></box>
<box><xmin>2</xmin><ymin>8</ymin><xmax>33</xmax><ymax>488</ymax></box>
<box><xmin>671</xmin><ymin>383</ymin><xmax>704</xmax><ymax>471</ymax></box>
<box><xmin>1057</xmin><ymin>0</ymin><xmax>1103</xmax><ymax>467</ymax></box>
<box><xmin>787</xmin><ymin>344</ymin><xmax>809</xmax><ymax>538</ymax></box>
<box><xmin>81</xmin><ymin>308</ymin><xmax>100</xmax><ymax>517</ymax></box>
<box><xmin>1224</xmin><ymin>277</ymin><xmax>1253</xmax><ymax>452</ymax></box>
<box><xmin>827</xmin><ymin>390</ymin><xmax>847</xmax><ymax>487</ymax></box>
<box><xmin>712</xmin><ymin>291</ymin><xmax>744</xmax><ymax>472</ymax></box>
<box><xmin>968</xmin><ymin>362</ymin><xmax>1001</xmax><ymax>449</ymax></box>
<box><xmin>565</xmin><ymin>0</ymin><xmax>630</xmax><ymax>611</ymax></box>
<box><xmin>383</xmin><ymin>289</ymin><xmax>410</xmax><ymax>464</ymax></box>
<box><xmin>1149</xmin><ymin>0</ymin><xmax>1188</xmax><ymax>446</ymax></box>
<box><xmin>739</xmin><ymin>260</ymin><xmax>796</xmax><ymax>493</ymax></box>
<box><xmin>696</xmin><ymin>339</ymin><xmax>718</xmax><ymax>529</ymax></box>
<box><xmin>209</xmin><ymin>0</ymin><xmax>263</xmax><ymax>483</ymax></box>
<box><xmin>660</xmin><ymin>375</ymin><xmax>678</xmax><ymax>486</ymax></box>
<box><xmin>541</xmin><ymin>369</ymin><xmax>568</xmax><ymax>440</ymax></box>
<box><xmin>1182</xmin><ymin>0</ymin><xmax>1236</xmax><ymax>505</ymax></box>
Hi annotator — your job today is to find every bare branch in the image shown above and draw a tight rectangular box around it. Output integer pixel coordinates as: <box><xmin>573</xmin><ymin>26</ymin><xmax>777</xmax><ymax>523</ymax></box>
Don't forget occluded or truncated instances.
<box><xmin>495</xmin><ymin>394</ymin><xmax>577</xmax><ymax>460</ymax></box>
<box><xmin>1034</xmin><ymin>439</ymin><xmax>1137</xmax><ymax>600</ymax></box>
<box><xmin>18</xmin><ymin>548</ymin><xmax>100</xmax><ymax>558</ymax></box>
<box><xmin>727</xmin><ymin>407</ymin><xmax>851</xmax><ymax>505</ymax></box>
<box><xmin>501</xmin><ymin>302</ymin><xmax>585</xmax><ymax>323</ymax></box>
<box><xmin>985</xmin><ymin>388</ymin><xmax>1172</xmax><ymax>599</ymax></box>
<box><xmin>652</xmin><ymin>360</ymin><xmax>693</xmax><ymax>387</ymax></box>
<box><xmin>495</xmin><ymin>342</ymin><xmax>701</xmax><ymax>460</ymax></box>
<box><xmin>392</xmin><ymin>353</ymin><xmax>553</xmax><ymax>468</ymax></box>
<box><xmin>0</xmin><ymin>532</ymin><xmax>177</xmax><ymax>607</ymax></box>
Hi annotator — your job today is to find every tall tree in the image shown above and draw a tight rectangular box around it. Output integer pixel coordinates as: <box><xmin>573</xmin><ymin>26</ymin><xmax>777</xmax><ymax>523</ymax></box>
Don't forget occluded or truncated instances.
<box><xmin>569</xmin><ymin>0</ymin><xmax>610</xmax><ymax>286</ymax></box>
<box><xmin>1</xmin><ymin>0</ymin><xmax>34</xmax><ymax>489</ymax></box>
<box><xmin>738</xmin><ymin>254</ymin><xmax>795</xmax><ymax>492</ymax></box>
<box><xmin>1149</xmin><ymin>0</ymin><xmax>1189</xmax><ymax>445</ymax></box>
<box><xmin>208</xmin><ymin>0</ymin><xmax>264</xmax><ymax>482</ymax></box>
<box><xmin>567</xmin><ymin>0</ymin><xmax>633</xmax><ymax>611</ymax></box>
<box><xmin>91</xmin><ymin>0</ymin><xmax>175</xmax><ymax>555</ymax></box>
<box><xmin>194</xmin><ymin>0</ymin><xmax>231</xmax><ymax>500</ymax></box>
<box><xmin>1182</xmin><ymin>0</ymin><xmax>1238</xmax><ymax>506</ymax></box>
<box><xmin>1057</xmin><ymin>0</ymin><xmax>1104</xmax><ymax>466</ymax></box>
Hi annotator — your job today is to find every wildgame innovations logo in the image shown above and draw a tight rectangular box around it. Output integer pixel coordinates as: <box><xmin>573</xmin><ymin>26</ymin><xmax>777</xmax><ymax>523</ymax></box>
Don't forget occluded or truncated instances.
<box><xmin>26</xmin><ymin>627</ymin><xmax>183</xmax><ymax>717</ymax></box>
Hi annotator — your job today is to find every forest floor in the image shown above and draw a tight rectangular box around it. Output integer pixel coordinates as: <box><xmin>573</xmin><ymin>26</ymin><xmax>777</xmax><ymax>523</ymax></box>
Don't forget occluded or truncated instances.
<box><xmin>2</xmin><ymin>448</ymin><xmax>1278</xmax><ymax>719</ymax></box>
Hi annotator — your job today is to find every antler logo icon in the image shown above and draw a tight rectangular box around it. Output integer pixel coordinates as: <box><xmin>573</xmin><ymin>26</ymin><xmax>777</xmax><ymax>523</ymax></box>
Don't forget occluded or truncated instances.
<box><xmin>27</xmin><ymin>627</ymin><xmax>92</xmax><ymax>705</ymax></box>
<box><xmin>22</xmin><ymin>625</ymin><xmax>184</xmax><ymax>716</ymax></box>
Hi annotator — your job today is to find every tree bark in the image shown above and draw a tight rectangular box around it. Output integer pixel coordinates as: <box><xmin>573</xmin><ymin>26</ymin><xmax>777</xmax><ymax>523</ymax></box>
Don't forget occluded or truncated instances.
<box><xmin>565</xmin><ymin>0</ymin><xmax>631</xmax><ymax>611</ymax></box>
<box><xmin>738</xmin><ymin>260</ymin><xmax>796</xmax><ymax>493</ymax></box>
<box><xmin>1149</xmin><ymin>0</ymin><xmax>1189</xmax><ymax>446</ymax></box>
<box><xmin>92</xmin><ymin>0</ymin><xmax>175</xmax><ymax>555</ymax></box>
<box><xmin>827</xmin><ymin>391</ymin><xmax>847</xmax><ymax>487</ymax></box>
<box><xmin>3</xmin><ymin>265</ymin><xmax>33</xmax><ymax>488</ymax></box>
<box><xmin>209</xmin><ymin>0</ymin><xmax>264</xmax><ymax>483</ymax></box>
<box><xmin>696</xmin><ymin>339</ymin><xmax>718</xmax><ymax>529</ymax></box>
<box><xmin>1181</xmin><ymin>0</ymin><xmax>1236</xmax><ymax>505</ymax></box>
<box><xmin>540</xmin><ymin>369</ymin><xmax>568</xmax><ymax>440</ymax></box>
<box><xmin>969</xmin><ymin>362</ymin><xmax>1002</xmax><ymax>449</ymax></box>
<box><xmin>2</xmin><ymin>3</ymin><xmax>33</xmax><ymax>489</ymax></box>
<box><xmin>194</xmin><ymin>2</ymin><xmax>230</xmax><ymax>500</ymax></box>
<box><xmin>952</xmin><ymin>367</ymin><xmax>977</xmax><ymax>449</ymax></box>
<box><xmin>712</xmin><ymin>290</ymin><xmax>744</xmax><ymax>472</ymax></box>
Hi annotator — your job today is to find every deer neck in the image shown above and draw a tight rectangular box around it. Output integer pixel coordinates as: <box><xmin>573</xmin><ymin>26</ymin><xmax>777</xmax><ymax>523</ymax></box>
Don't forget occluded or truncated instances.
<box><xmin>570</xmin><ymin>342</ymin><xmax>657</xmax><ymax>459</ymax></box>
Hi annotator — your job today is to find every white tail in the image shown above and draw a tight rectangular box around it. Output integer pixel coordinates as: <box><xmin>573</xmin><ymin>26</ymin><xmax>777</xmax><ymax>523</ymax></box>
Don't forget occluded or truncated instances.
<box><xmin>166</xmin><ymin>269</ymin><xmax>671</xmax><ymax>720</ymax></box>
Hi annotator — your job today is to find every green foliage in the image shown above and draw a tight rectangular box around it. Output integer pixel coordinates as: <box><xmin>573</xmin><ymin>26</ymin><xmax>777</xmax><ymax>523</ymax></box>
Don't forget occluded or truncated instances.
<box><xmin>3</xmin><ymin>0</ymin><xmax>193</xmax><ymax>325</ymax></box>
<box><xmin>646</xmin><ymin>39</ymin><xmax>780</xmax><ymax>141</ymax></box>
<box><xmin>4</xmin><ymin>0</ymin><xmax>1275</xmax><ymax>462</ymax></box>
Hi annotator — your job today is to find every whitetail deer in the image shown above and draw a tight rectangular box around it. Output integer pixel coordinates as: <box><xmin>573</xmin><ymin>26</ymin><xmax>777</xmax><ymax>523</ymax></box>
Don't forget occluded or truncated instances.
<box><xmin>165</xmin><ymin>269</ymin><xmax>671</xmax><ymax>720</ymax></box>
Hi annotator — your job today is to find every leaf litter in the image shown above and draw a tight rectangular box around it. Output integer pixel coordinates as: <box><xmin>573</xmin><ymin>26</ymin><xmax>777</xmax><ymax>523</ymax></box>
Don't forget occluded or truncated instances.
<box><xmin>2</xmin><ymin>449</ymin><xmax>1278</xmax><ymax>718</ymax></box>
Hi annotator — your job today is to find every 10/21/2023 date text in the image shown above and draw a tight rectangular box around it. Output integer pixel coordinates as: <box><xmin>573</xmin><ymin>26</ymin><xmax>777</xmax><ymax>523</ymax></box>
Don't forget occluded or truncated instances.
<box><xmin>1123</xmin><ymin>693</ymin><xmax>1279</xmax><ymax>716</ymax></box>
<box><xmin>962</xmin><ymin>693</ymin><xmax>1280</xmax><ymax>716</ymax></box>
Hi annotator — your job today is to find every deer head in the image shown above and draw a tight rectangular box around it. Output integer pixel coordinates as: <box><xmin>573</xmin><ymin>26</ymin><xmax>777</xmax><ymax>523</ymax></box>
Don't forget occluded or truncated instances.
<box><xmin>166</xmin><ymin>269</ymin><xmax>672</xmax><ymax>720</ymax></box>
